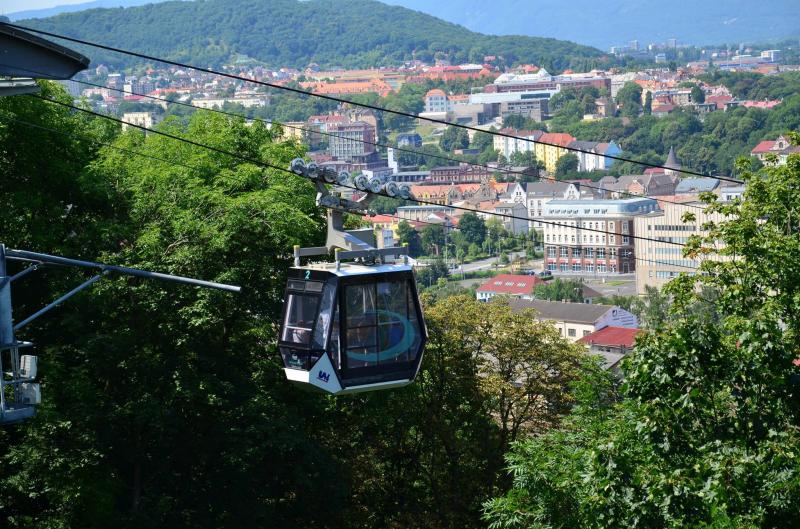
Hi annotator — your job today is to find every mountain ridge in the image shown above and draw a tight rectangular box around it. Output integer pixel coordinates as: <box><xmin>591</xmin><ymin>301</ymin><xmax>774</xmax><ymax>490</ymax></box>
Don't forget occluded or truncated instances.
<box><xmin>17</xmin><ymin>0</ymin><xmax>608</xmax><ymax>71</ymax></box>
<box><xmin>384</xmin><ymin>0</ymin><xmax>800</xmax><ymax>49</ymax></box>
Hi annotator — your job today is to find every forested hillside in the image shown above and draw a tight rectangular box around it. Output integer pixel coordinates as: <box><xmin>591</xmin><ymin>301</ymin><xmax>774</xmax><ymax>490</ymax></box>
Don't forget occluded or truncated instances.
<box><xmin>19</xmin><ymin>0</ymin><xmax>607</xmax><ymax>70</ymax></box>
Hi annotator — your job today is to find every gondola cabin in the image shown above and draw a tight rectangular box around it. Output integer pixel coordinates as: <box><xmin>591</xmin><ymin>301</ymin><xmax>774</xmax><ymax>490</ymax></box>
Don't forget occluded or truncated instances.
<box><xmin>279</xmin><ymin>262</ymin><xmax>426</xmax><ymax>394</ymax></box>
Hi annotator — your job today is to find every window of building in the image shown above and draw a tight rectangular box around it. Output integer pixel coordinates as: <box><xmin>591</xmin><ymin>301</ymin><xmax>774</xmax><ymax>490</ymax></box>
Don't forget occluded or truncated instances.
<box><xmin>610</xmin><ymin>264</ymin><xmax>617</xmax><ymax>273</ymax></box>
<box><xmin>585</xmin><ymin>248</ymin><xmax>594</xmax><ymax>258</ymax></box>
<box><xmin>560</xmin><ymin>247</ymin><xmax>569</xmax><ymax>257</ymax></box>
<box><xmin>547</xmin><ymin>263</ymin><xmax>557</xmax><ymax>271</ymax></box>
<box><xmin>583</xmin><ymin>330</ymin><xmax>591</xmax><ymax>337</ymax></box>
<box><xmin>568</xmin><ymin>328</ymin><xmax>576</xmax><ymax>337</ymax></box>
<box><xmin>560</xmin><ymin>263</ymin><xmax>568</xmax><ymax>271</ymax></box>
<box><xmin>598</xmin><ymin>264</ymin><xmax>607</xmax><ymax>273</ymax></box>
<box><xmin>548</xmin><ymin>247</ymin><xmax>556</xmax><ymax>258</ymax></box>
<box><xmin>586</xmin><ymin>264</ymin><xmax>594</xmax><ymax>272</ymax></box>
<box><xmin>573</xmin><ymin>247</ymin><xmax>582</xmax><ymax>257</ymax></box>
<box><xmin>572</xmin><ymin>263</ymin><xmax>581</xmax><ymax>272</ymax></box>
<box><xmin>597</xmin><ymin>248</ymin><xmax>606</xmax><ymax>259</ymax></box>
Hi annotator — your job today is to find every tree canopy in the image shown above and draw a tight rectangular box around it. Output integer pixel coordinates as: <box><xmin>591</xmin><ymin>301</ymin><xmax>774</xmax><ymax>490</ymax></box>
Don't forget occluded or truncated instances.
<box><xmin>484</xmin><ymin>135</ymin><xmax>800</xmax><ymax>528</ymax></box>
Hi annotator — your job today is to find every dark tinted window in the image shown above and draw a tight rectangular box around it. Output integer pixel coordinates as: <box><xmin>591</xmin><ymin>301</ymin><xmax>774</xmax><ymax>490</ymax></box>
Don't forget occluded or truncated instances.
<box><xmin>344</xmin><ymin>277</ymin><xmax>422</xmax><ymax>370</ymax></box>
<box><xmin>281</xmin><ymin>293</ymin><xmax>320</xmax><ymax>345</ymax></box>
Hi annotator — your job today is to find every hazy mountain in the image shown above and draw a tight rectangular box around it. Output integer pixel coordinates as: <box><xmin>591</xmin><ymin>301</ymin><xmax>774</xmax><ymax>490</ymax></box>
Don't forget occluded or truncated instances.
<box><xmin>384</xmin><ymin>0</ymin><xmax>800</xmax><ymax>49</ymax></box>
<box><xmin>6</xmin><ymin>0</ymin><xmax>171</xmax><ymax>21</ymax></box>
<box><xmin>17</xmin><ymin>0</ymin><xmax>607</xmax><ymax>70</ymax></box>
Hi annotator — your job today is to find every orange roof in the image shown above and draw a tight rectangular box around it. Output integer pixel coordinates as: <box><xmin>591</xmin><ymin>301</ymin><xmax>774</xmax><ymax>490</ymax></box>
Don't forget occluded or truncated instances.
<box><xmin>425</xmin><ymin>88</ymin><xmax>447</xmax><ymax>98</ymax></box>
<box><xmin>539</xmin><ymin>132</ymin><xmax>576</xmax><ymax>147</ymax></box>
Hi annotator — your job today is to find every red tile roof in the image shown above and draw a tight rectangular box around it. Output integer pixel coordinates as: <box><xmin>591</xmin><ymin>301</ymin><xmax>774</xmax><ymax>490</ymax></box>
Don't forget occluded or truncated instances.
<box><xmin>578</xmin><ymin>326</ymin><xmax>640</xmax><ymax>348</ymax></box>
<box><xmin>476</xmin><ymin>274</ymin><xmax>545</xmax><ymax>295</ymax></box>
<box><xmin>751</xmin><ymin>140</ymin><xmax>776</xmax><ymax>154</ymax></box>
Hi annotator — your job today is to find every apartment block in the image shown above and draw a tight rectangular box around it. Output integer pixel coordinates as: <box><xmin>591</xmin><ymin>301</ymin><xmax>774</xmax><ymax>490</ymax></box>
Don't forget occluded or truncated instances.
<box><xmin>542</xmin><ymin>198</ymin><xmax>660</xmax><ymax>275</ymax></box>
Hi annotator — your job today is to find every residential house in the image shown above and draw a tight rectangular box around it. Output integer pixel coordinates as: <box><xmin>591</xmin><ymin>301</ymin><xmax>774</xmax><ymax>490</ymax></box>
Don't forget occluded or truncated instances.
<box><xmin>596</xmin><ymin>172</ymin><xmax>677</xmax><ymax>198</ymax></box>
<box><xmin>535</xmin><ymin>132</ymin><xmax>576</xmax><ymax>173</ymax></box>
<box><xmin>493</xmin><ymin>128</ymin><xmax>544</xmax><ymax>160</ymax></box>
<box><xmin>424</xmin><ymin>88</ymin><xmax>449</xmax><ymax>113</ymax></box>
<box><xmin>578</xmin><ymin>326</ymin><xmax>641</xmax><ymax>370</ymax></box>
<box><xmin>121</xmin><ymin>111</ymin><xmax>162</xmax><ymax>132</ymax></box>
<box><xmin>509</xmin><ymin>299</ymin><xmax>638</xmax><ymax>342</ymax></box>
<box><xmin>569</xmin><ymin>140</ymin><xmax>622</xmax><ymax>172</ymax></box>
<box><xmin>751</xmin><ymin>135</ymin><xmax>800</xmax><ymax>166</ymax></box>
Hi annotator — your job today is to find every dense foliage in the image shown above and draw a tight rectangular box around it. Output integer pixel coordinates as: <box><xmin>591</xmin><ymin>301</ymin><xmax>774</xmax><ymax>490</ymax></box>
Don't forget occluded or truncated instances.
<box><xmin>22</xmin><ymin>0</ymin><xmax>605</xmax><ymax>70</ymax></box>
<box><xmin>484</xmin><ymin>136</ymin><xmax>800</xmax><ymax>528</ymax></box>
<box><xmin>0</xmin><ymin>83</ymin><xmax>592</xmax><ymax>528</ymax></box>
<box><xmin>547</xmin><ymin>73</ymin><xmax>800</xmax><ymax>176</ymax></box>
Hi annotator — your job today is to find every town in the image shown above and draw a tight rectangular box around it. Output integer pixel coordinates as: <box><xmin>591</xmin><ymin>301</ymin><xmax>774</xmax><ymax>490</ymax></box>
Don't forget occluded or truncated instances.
<box><xmin>55</xmin><ymin>40</ymin><xmax>800</xmax><ymax>370</ymax></box>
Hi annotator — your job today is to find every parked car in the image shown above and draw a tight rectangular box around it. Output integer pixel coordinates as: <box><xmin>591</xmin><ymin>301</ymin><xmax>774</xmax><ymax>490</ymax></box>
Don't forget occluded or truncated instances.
<box><xmin>537</xmin><ymin>270</ymin><xmax>553</xmax><ymax>280</ymax></box>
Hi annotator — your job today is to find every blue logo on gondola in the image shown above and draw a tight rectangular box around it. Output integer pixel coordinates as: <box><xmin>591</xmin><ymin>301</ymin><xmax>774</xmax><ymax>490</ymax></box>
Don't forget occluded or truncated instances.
<box><xmin>317</xmin><ymin>370</ymin><xmax>331</xmax><ymax>383</ymax></box>
<box><xmin>346</xmin><ymin>310</ymin><xmax>416</xmax><ymax>364</ymax></box>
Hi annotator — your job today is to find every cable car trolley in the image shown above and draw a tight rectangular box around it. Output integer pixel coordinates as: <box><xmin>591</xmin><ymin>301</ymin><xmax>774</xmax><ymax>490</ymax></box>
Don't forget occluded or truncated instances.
<box><xmin>279</xmin><ymin>160</ymin><xmax>426</xmax><ymax>394</ymax></box>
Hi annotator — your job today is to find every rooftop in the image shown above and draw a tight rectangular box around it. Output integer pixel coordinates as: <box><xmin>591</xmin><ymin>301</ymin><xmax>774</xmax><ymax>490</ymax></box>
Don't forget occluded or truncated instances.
<box><xmin>578</xmin><ymin>326</ymin><xmax>641</xmax><ymax>348</ymax></box>
<box><xmin>476</xmin><ymin>274</ymin><xmax>545</xmax><ymax>295</ymax></box>
<box><xmin>509</xmin><ymin>299</ymin><xmax>622</xmax><ymax>324</ymax></box>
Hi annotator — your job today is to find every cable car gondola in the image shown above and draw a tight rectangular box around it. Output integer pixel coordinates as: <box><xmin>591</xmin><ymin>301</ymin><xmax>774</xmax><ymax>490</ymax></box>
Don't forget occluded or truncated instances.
<box><xmin>278</xmin><ymin>160</ymin><xmax>426</xmax><ymax>394</ymax></box>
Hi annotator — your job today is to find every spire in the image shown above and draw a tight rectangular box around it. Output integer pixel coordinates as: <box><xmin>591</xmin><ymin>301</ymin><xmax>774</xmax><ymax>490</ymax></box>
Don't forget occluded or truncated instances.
<box><xmin>665</xmin><ymin>146</ymin><xmax>681</xmax><ymax>170</ymax></box>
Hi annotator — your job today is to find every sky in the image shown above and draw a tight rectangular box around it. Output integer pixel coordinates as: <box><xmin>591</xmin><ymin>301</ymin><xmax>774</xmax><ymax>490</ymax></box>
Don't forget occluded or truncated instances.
<box><xmin>2</xmin><ymin>0</ymin><xmax>89</xmax><ymax>12</ymax></box>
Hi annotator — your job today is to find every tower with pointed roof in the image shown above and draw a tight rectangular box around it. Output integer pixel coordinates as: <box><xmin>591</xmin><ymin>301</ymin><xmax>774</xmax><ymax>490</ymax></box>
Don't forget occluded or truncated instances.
<box><xmin>665</xmin><ymin>146</ymin><xmax>681</xmax><ymax>179</ymax></box>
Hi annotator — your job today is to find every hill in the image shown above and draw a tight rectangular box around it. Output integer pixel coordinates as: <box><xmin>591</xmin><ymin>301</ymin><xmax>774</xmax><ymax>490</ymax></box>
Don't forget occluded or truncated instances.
<box><xmin>385</xmin><ymin>0</ymin><xmax>800</xmax><ymax>50</ymax></box>
<box><xmin>17</xmin><ymin>0</ymin><xmax>607</xmax><ymax>71</ymax></box>
<box><xmin>6</xmin><ymin>0</ymin><xmax>162</xmax><ymax>21</ymax></box>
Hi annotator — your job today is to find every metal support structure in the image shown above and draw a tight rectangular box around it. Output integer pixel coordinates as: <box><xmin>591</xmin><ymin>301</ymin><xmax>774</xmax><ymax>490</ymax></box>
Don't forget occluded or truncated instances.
<box><xmin>294</xmin><ymin>180</ymin><xmax>408</xmax><ymax>266</ymax></box>
<box><xmin>0</xmin><ymin>243</ymin><xmax>241</xmax><ymax>424</ymax></box>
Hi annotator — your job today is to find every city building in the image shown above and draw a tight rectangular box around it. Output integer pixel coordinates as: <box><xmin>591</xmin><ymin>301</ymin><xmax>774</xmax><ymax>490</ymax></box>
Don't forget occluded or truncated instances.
<box><xmin>509</xmin><ymin>299</ymin><xmax>638</xmax><ymax>342</ymax></box>
<box><xmin>327</xmin><ymin>121</ymin><xmax>376</xmax><ymax>160</ymax></box>
<box><xmin>536</xmin><ymin>132</ymin><xmax>577</xmax><ymax>172</ymax></box>
<box><xmin>493</xmin><ymin>128</ymin><xmax>544</xmax><ymax>160</ymax></box>
<box><xmin>424</xmin><ymin>88</ymin><xmax>448</xmax><ymax>113</ymax></box>
<box><xmin>633</xmin><ymin>199</ymin><xmax>729</xmax><ymax>294</ymax></box>
<box><xmin>120</xmin><ymin>111</ymin><xmax>162</xmax><ymax>132</ymax></box>
<box><xmin>475</xmin><ymin>274</ymin><xmax>545</xmax><ymax>301</ymax></box>
<box><xmin>428</xmin><ymin>164</ymin><xmax>492</xmax><ymax>184</ymax></box>
<box><xmin>569</xmin><ymin>140</ymin><xmax>622</xmax><ymax>172</ymax></box>
<box><xmin>542</xmin><ymin>198</ymin><xmax>661</xmax><ymax>275</ymax></box>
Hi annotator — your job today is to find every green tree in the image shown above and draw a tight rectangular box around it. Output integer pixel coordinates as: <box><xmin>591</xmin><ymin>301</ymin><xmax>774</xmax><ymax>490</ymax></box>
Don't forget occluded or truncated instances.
<box><xmin>533</xmin><ymin>278</ymin><xmax>584</xmax><ymax>302</ymax></box>
<box><xmin>554</xmin><ymin>153</ymin><xmax>579</xmax><ymax>178</ymax></box>
<box><xmin>458</xmin><ymin>212</ymin><xmax>486</xmax><ymax>246</ymax></box>
<box><xmin>616</xmin><ymin>81</ymin><xmax>643</xmax><ymax>118</ymax></box>
<box><xmin>439</xmin><ymin>126</ymin><xmax>470</xmax><ymax>152</ymax></box>
<box><xmin>690</xmin><ymin>84</ymin><xmax>706</xmax><ymax>104</ymax></box>
<box><xmin>485</xmin><ymin>136</ymin><xmax>800</xmax><ymax>528</ymax></box>
<box><xmin>421</xmin><ymin>224</ymin><xmax>446</xmax><ymax>256</ymax></box>
<box><xmin>396</xmin><ymin>219</ymin><xmax>423</xmax><ymax>257</ymax></box>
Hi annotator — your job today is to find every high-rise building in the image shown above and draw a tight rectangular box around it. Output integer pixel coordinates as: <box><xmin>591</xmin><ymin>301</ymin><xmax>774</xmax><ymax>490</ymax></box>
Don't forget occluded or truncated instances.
<box><xmin>327</xmin><ymin>121</ymin><xmax>376</xmax><ymax>160</ymax></box>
